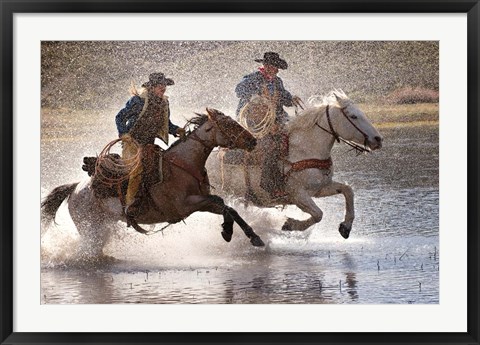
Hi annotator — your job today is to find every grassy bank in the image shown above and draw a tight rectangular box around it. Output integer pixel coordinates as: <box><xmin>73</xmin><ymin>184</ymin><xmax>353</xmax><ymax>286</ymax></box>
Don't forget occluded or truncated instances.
<box><xmin>41</xmin><ymin>102</ymin><xmax>439</xmax><ymax>141</ymax></box>
<box><xmin>359</xmin><ymin>102</ymin><xmax>438</xmax><ymax>128</ymax></box>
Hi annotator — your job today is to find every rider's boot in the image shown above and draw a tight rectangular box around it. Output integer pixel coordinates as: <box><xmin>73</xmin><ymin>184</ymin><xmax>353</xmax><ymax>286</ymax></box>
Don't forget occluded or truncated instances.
<box><xmin>125</xmin><ymin>195</ymin><xmax>142</xmax><ymax>219</ymax></box>
<box><xmin>124</xmin><ymin>191</ymin><xmax>149</xmax><ymax>235</ymax></box>
<box><xmin>124</xmin><ymin>169</ymin><xmax>143</xmax><ymax>224</ymax></box>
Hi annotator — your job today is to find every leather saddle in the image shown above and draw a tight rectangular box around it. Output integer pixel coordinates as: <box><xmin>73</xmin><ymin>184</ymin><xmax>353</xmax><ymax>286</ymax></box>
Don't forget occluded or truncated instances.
<box><xmin>82</xmin><ymin>144</ymin><xmax>163</xmax><ymax>200</ymax></box>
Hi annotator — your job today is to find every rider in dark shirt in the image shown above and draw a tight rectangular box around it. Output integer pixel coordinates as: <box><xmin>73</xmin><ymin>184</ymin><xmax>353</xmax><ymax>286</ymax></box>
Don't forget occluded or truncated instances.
<box><xmin>235</xmin><ymin>52</ymin><xmax>302</xmax><ymax>198</ymax></box>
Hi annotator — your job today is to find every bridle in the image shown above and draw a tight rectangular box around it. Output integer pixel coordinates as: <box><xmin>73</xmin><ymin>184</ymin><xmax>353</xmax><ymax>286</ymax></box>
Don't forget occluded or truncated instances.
<box><xmin>315</xmin><ymin>105</ymin><xmax>371</xmax><ymax>154</ymax></box>
<box><xmin>213</xmin><ymin>117</ymin><xmax>253</xmax><ymax>149</ymax></box>
<box><xmin>174</xmin><ymin>117</ymin><xmax>253</xmax><ymax>187</ymax></box>
<box><xmin>188</xmin><ymin>130</ymin><xmax>214</xmax><ymax>152</ymax></box>
<box><xmin>166</xmin><ymin>115</ymin><xmax>252</xmax><ymax>188</ymax></box>
<box><xmin>189</xmin><ymin>117</ymin><xmax>252</xmax><ymax>151</ymax></box>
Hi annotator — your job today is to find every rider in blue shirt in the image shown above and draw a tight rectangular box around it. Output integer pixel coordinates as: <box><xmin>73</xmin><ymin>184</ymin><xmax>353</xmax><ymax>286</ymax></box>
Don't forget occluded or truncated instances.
<box><xmin>115</xmin><ymin>87</ymin><xmax>181</xmax><ymax>143</ymax></box>
<box><xmin>115</xmin><ymin>72</ymin><xmax>185</xmax><ymax>223</ymax></box>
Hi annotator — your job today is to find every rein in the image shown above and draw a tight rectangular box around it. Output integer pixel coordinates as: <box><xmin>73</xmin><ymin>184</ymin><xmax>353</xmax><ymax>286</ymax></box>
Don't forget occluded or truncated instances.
<box><xmin>169</xmin><ymin>115</ymin><xmax>248</xmax><ymax>186</ymax></box>
<box><xmin>315</xmin><ymin>105</ymin><xmax>371</xmax><ymax>154</ymax></box>
<box><xmin>188</xmin><ymin>130</ymin><xmax>214</xmax><ymax>153</ymax></box>
<box><xmin>189</xmin><ymin>117</ymin><xmax>250</xmax><ymax>151</ymax></box>
<box><xmin>165</xmin><ymin>153</ymin><xmax>208</xmax><ymax>186</ymax></box>
<box><xmin>213</xmin><ymin>120</ymin><xmax>251</xmax><ymax>149</ymax></box>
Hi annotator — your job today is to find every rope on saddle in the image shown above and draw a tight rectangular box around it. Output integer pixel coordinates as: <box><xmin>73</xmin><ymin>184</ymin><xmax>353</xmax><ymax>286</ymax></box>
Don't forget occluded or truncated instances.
<box><xmin>238</xmin><ymin>95</ymin><xmax>277</xmax><ymax>139</ymax></box>
<box><xmin>95</xmin><ymin>138</ymin><xmax>142</xmax><ymax>185</ymax></box>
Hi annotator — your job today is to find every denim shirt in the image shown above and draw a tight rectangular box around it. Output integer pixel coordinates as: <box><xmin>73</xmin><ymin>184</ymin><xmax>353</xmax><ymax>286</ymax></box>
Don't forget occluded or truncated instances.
<box><xmin>115</xmin><ymin>95</ymin><xmax>179</xmax><ymax>137</ymax></box>
<box><xmin>235</xmin><ymin>71</ymin><xmax>293</xmax><ymax>123</ymax></box>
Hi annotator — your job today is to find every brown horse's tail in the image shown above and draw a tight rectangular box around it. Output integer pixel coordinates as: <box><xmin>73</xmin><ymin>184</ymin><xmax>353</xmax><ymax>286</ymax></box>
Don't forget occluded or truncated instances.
<box><xmin>41</xmin><ymin>183</ymin><xmax>79</xmax><ymax>224</ymax></box>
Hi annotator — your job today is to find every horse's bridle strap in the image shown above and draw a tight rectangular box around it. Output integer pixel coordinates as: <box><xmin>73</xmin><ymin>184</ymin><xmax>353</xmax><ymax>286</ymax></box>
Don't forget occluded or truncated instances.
<box><xmin>213</xmin><ymin>120</ymin><xmax>250</xmax><ymax>149</ymax></box>
<box><xmin>339</xmin><ymin>106</ymin><xmax>369</xmax><ymax>142</ymax></box>
<box><xmin>315</xmin><ymin>105</ymin><xmax>370</xmax><ymax>154</ymax></box>
<box><xmin>189</xmin><ymin>131</ymin><xmax>214</xmax><ymax>149</ymax></box>
<box><xmin>189</xmin><ymin>119</ymin><xmax>247</xmax><ymax>150</ymax></box>
<box><xmin>325</xmin><ymin>105</ymin><xmax>340</xmax><ymax>143</ymax></box>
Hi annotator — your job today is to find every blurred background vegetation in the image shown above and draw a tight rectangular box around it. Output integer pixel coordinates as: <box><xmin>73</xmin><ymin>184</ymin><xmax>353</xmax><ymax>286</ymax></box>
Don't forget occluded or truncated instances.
<box><xmin>41</xmin><ymin>41</ymin><xmax>439</xmax><ymax>113</ymax></box>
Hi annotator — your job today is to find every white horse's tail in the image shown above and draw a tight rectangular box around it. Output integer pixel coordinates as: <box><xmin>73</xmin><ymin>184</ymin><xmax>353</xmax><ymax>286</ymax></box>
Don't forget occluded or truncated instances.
<box><xmin>41</xmin><ymin>183</ymin><xmax>79</xmax><ymax>224</ymax></box>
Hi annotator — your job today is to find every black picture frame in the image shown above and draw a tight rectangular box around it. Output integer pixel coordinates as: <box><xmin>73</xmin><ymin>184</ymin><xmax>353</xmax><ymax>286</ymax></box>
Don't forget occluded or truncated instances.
<box><xmin>1</xmin><ymin>1</ymin><xmax>479</xmax><ymax>344</ymax></box>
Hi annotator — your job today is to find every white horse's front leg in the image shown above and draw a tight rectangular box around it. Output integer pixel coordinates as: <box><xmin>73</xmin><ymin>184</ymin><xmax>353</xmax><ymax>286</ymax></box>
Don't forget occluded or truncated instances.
<box><xmin>282</xmin><ymin>189</ymin><xmax>323</xmax><ymax>231</ymax></box>
<box><xmin>315</xmin><ymin>181</ymin><xmax>354</xmax><ymax>239</ymax></box>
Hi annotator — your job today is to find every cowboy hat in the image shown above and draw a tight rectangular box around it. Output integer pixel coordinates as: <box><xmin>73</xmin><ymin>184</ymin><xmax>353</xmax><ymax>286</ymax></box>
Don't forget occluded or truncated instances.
<box><xmin>142</xmin><ymin>72</ymin><xmax>175</xmax><ymax>87</ymax></box>
<box><xmin>254</xmin><ymin>52</ymin><xmax>288</xmax><ymax>69</ymax></box>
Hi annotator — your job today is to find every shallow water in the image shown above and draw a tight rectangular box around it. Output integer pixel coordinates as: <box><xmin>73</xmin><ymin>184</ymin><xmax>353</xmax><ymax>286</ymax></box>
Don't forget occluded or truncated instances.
<box><xmin>41</xmin><ymin>122</ymin><xmax>439</xmax><ymax>304</ymax></box>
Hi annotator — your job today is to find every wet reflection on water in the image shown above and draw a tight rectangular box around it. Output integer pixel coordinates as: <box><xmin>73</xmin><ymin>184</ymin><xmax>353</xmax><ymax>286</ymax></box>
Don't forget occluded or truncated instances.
<box><xmin>42</xmin><ymin>235</ymin><xmax>439</xmax><ymax>304</ymax></box>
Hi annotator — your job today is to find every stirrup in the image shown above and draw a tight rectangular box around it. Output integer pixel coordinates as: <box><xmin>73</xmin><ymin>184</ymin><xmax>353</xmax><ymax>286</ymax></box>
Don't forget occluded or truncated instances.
<box><xmin>123</xmin><ymin>205</ymin><xmax>148</xmax><ymax>234</ymax></box>
<box><xmin>125</xmin><ymin>213</ymin><xmax>149</xmax><ymax>234</ymax></box>
<box><xmin>124</xmin><ymin>198</ymin><xmax>142</xmax><ymax>218</ymax></box>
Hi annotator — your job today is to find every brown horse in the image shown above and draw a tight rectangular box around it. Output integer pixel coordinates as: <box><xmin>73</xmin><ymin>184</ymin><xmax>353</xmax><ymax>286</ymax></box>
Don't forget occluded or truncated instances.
<box><xmin>41</xmin><ymin>108</ymin><xmax>264</xmax><ymax>258</ymax></box>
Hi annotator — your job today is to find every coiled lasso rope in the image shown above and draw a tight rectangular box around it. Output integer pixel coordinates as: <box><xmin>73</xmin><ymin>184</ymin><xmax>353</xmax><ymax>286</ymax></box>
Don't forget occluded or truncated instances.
<box><xmin>238</xmin><ymin>95</ymin><xmax>277</xmax><ymax>139</ymax></box>
<box><xmin>94</xmin><ymin>137</ymin><xmax>142</xmax><ymax>185</ymax></box>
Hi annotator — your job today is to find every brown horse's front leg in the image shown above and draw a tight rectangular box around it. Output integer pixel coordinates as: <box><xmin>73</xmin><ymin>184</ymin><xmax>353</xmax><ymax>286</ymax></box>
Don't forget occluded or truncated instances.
<box><xmin>223</xmin><ymin>205</ymin><xmax>264</xmax><ymax>247</ymax></box>
<box><xmin>185</xmin><ymin>195</ymin><xmax>264</xmax><ymax>247</ymax></box>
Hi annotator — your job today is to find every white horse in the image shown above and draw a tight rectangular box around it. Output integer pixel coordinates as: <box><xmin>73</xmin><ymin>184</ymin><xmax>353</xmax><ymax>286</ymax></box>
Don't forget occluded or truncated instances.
<box><xmin>210</xmin><ymin>90</ymin><xmax>383</xmax><ymax>238</ymax></box>
<box><xmin>41</xmin><ymin>109</ymin><xmax>265</xmax><ymax>258</ymax></box>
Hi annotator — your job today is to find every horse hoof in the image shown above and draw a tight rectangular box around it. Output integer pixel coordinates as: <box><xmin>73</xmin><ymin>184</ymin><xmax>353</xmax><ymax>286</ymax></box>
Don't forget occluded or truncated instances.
<box><xmin>221</xmin><ymin>231</ymin><xmax>232</xmax><ymax>242</ymax></box>
<box><xmin>339</xmin><ymin>223</ymin><xmax>351</xmax><ymax>239</ymax></box>
<box><xmin>250</xmin><ymin>236</ymin><xmax>265</xmax><ymax>247</ymax></box>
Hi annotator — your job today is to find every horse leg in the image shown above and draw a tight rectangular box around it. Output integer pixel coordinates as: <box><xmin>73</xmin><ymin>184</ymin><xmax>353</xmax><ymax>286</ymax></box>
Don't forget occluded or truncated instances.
<box><xmin>68</xmin><ymin>189</ymin><xmax>113</xmax><ymax>258</ymax></box>
<box><xmin>74</xmin><ymin>217</ymin><xmax>112</xmax><ymax>259</ymax></box>
<box><xmin>223</xmin><ymin>205</ymin><xmax>265</xmax><ymax>246</ymax></box>
<box><xmin>314</xmin><ymin>181</ymin><xmax>354</xmax><ymax>239</ymax></box>
<box><xmin>185</xmin><ymin>195</ymin><xmax>265</xmax><ymax>247</ymax></box>
<box><xmin>282</xmin><ymin>189</ymin><xmax>323</xmax><ymax>231</ymax></box>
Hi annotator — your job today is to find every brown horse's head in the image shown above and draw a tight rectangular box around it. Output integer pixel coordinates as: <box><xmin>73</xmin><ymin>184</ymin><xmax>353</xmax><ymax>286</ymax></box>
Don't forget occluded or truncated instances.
<box><xmin>206</xmin><ymin>108</ymin><xmax>257</xmax><ymax>151</ymax></box>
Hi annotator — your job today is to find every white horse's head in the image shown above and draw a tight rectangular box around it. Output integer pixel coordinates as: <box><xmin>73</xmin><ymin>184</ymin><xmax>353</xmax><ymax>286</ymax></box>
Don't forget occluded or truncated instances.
<box><xmin>326</xmin><ymin>90</ymin><xmax>382</xmax><ymax>150</ymax></box>
<box><xmin>297</xmin><ymin>90</ymin><xmax>382</xmax><ymax>152</ymax></box>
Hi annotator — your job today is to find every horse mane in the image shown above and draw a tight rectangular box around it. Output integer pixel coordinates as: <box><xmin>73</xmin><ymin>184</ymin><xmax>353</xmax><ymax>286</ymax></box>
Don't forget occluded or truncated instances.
<box><xmin>167</xmin><ymin>113</ymin><xmax>209</xmax><ymax>150</ymax></box>
<box><xmin>286</xmin><ymin>89</ymin><xmax>353</xmax><ymax>132</ymax></box>
<box><xmin>187</xmin><ymin>113</ymin><xmax>209</xmax><ymax>128</ymax></box>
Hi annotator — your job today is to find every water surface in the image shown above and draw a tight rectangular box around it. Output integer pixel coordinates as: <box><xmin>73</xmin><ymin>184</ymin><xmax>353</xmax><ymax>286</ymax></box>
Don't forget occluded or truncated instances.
<box><xmin>41</xmin><ymin>122</ymin><xmax>439</xmax><ymax>304</ymax></box>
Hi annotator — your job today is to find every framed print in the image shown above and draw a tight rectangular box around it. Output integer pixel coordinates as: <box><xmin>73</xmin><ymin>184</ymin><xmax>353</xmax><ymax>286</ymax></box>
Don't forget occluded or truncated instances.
<box><xmin>1</xmin><ymin>1</ymin><xmax>479</xmax><ymax>344</ymax></box>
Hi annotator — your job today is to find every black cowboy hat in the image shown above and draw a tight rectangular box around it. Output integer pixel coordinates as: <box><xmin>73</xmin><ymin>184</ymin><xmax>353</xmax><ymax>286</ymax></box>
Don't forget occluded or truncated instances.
<box><xmin>142</xmin><ymin>72</ymin><xmax>175</xmax><ymax>87</ymax></box>
<box><xmin>254</xmin><ymin>52</ymin><xmax>288</xmax><ymax>69</ymax></box>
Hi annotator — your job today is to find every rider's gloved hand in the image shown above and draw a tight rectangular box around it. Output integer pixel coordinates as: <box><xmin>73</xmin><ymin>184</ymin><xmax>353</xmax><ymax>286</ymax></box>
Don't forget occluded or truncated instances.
<box><xmin>176</xmin><ymin>127</ymin><xmax>186</xmax><ymax>140</ymax></box>
<box><xmin>292</xmin><ymin>95</ymin><xmax>305</xmax><ymax>110</ymax></box>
